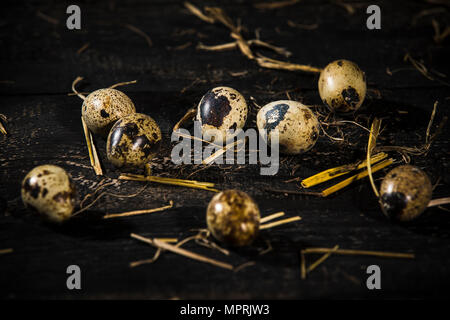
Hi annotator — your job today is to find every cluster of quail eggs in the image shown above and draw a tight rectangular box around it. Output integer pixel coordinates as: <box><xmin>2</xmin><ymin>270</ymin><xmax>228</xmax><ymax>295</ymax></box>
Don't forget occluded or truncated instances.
<box><xmin>21</xmin><ymin>82</ymin><xmax>164</xmax><ymax>223</ymax></box>
<box><xmin>80</xmin><ymin>83</ymin><xmax>162</xmax><ymax>168</ymax></box>
<box><xmin>194</xmin><ymin>86</ymin><xmax>321</xmax><ymax>155</ymax></box>
<box><xmin>21</xmin><ymin>58</ymin><xmax>438</xmax><ymax>226</ymax></box>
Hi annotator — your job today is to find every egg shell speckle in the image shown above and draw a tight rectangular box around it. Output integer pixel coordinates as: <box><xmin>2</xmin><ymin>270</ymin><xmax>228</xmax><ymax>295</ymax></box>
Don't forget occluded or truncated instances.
<box><xmin>196</xmin><ymin>87</ymin><xmax>248</xmax><ymax>143</ymax></box>
<box><xmin>21</xmin><ymin>165</ymin><xmax>76</xmax><ymax>223</ymax></box>
<box><xmin>318</xmin><ymin>59</ymin><xmax>366</xmax><ymax>113</ymax></box>
<box><xmin>206</xmin><ymin>190</ymin><xmax>260</xmax><ymax>247</ymax></box>
<box><xmin>82</xmin><ymin>88</ymin><xmax>136</xmax><ymax>136</ymax></box>
<box><xmin>256</xmin><ymin>100</ymin><xmax>320</xmax><ymax>155</ymax></box>
<box><xmin>380</xmin><ymin>165</ymin><xmax>432</xmax><ymax>222</ymax></box>
<box><xmin>107</xmin><ymin>113</ymin><xmax>162</xmax><ymax>168</ymax></box>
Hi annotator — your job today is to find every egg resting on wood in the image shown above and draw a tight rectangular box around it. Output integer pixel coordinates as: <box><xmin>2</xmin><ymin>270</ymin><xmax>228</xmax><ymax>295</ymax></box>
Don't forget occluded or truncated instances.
<box><xmin>82</xmin><ymin>88</ymin><xmax>136</xmax><ymax>136</ymax></box>
<box><xmin>257</xmin><ymin>100</ymin><xmax>320</xmax><ymax>155</ymax></box>
<box><xmin>21</xmin><ymin>165</ymin><xmax>76</xmax><ymax>223</ymax></box>
<box><xmin>196</xmin><ymin>87</ymin><xmax>248</xmax><ymax>143</ymax></box>
<box><xmin>379</xmin><ymin>165</ymin><xmax>432</xmax><ymax>221</ymax></box>
<box><xmin>318</xmin><ymin>59</ymin><xmax>366</xmax><ymax>113</ymax></box>
<box><xmin>107</xmin><ymin>113</ymin><xmax>162</xmax><ymax>168</ymax></box>
<box><xmin>206</xmin><ymin>190</ymin><xmax>260</xmax><ymax>247</ymax></box>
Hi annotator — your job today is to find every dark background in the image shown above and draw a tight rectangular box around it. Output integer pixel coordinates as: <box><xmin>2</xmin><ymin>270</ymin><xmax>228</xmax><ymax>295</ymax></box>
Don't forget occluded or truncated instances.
<box><xmin>0</xmin><ymin>0</ymin><xmax>449</xmax><ymax>299</ymax></box>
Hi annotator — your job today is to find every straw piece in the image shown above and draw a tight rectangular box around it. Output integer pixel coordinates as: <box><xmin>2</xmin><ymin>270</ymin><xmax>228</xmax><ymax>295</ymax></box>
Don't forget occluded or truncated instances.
<box><xmin>0</xmin><ymin>248</ymin><xmax>13</xmax><ymax>255</ymax></box>
<box><xmin>367</xmin><ymin>118</ymin><xmax>382</xmax><ymax>197</ymax></box>
<box><xmin>119</xmin><ymin>174</ymin><xmax>218</xmax><ymax>192</ymax></box>
<box><xmin>202</xmin><ymin>139</ymin><xmax>243</xmax><ymax>165</ymax></box>
<box><xmin>0</xmin><ymin>121</ymin><xmax>7</xmax><ymax>135</ymax></box>
<box><xmin>306</xmin><ymin>245</ymin><xmax>339</xmax><ymax>273</ymax></box>
<box><xmin>173</xmin><ymin>107</ymin><xmax>196</xmax><ymax>132</ymax></box>
<box><xmin>254</xmin><ymin>0</ymin><xmax>300</xmax><ymax>10</ymax></box>
<box><xmin>255</xmin><ymin>54</ymin><xmax>322</xmax><ymax>73</ymax></box>
<box><xmin>320</xmin><ymin>159</ymin><xmax>393</xmax><ymax>197</ymax></box>
<box><xmin>428</xmin><ymin>197</ymin><xmax>450</xmax><ymax>207</ymax></box>
<box><xmin>131</xmin><ymin>233</ymin><xmax>233</xmax><ymax>270</ymax></box>
<box><xmin>81</xmin><ymin>116</ymin><xmax>103</xmax><ymax>175</ymax></box>
<box><xmin>103</xmin><ymin>201</ymin><xmax>174</xmax><ymax>219</ymax></box>
<box><xmin>260</xmin><ymin>211</ymin><xmax>285</xmax><ymax>224</ymax></box>
<box><xmin>300</xmin><ymin>250</ymin><xmax>306</xmax><ymax>280</ymax></box>
<box><xmin>302</xmin><ymin>247</ymin><xmax>415</xmax><ymax>259</ymax></box>
<box><xmin>184</xmin><ymin>2</ymin><xmax>215</xmax><ymax>24</ymax></box>
<box><xmin>109</xmin><ymin>80</ymin><xmax>137</xmax><ymax>89</ymax></box>
<box><xmin>301</xmin><ymin>152</ymin><xmax>387</xmax><ymax>188</ymax></box>
<box><xmin>260</xmin><ymin>216</ymin><xmax>301</xmax><ymax>230</ymax></box>
<box><xmin>123</xmin><ymin>24</ymin><xmax>152</xmax><ymax>47</ymax></box>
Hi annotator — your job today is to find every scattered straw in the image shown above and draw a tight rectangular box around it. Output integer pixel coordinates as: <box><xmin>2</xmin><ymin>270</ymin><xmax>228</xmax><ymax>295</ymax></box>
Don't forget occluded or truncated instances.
<box><xmin>103</xmin><ymin>200</ymin><xmax>174</xmax><ymax>219</ymax></box>
<box><xmin>0</xmin><ymin>248</ymin><xmax>13</xmax><ymax>255</ymax></box>
<box><xmin>367</xmin><ymin>118</ymin><xmax>382</xmax><ymax>198</ymax></box>
<box><xmin>287</xmin><ymin>20</ymin><xmax>318</xmax><ymax>30</ymax></box>
<box><xmin>234</xmin><ymin>261</ymin><xmax>256</xmax><ymax>272</ymax></box>
<box><xmin>428</xmin><ymin>197</ymin><xmax>450</xmax><ymax>207</ymax></box>
<box><xmin>0</xmin><ymin>114</ymin><xmax>7</xmax><ymax>135</ymax></box>
<box><xmin>432</xmin><ymin>19</ymin><xmax>450</xmax><ymax>44</ymax></box>
<box><xmin>123</xmin><ymin>24</ymin><xmax>152</xmax><ymax>47</ymax></box>
<box><xmin>173</xmin><ymin>108</ymin><xmax>196</xmax><ymax>131</ymax></box>
<box><xmin>109</xmin><ymin>80</ymin><xmax>137</xmax><ymax>89</ymax></box>
<box><xmin>81</xmin><ymin>116</ymin><xmax>103</xmax><ymax>176</ymax></box>
<box><xmin>131</xmin><ymin>233</ymin><xmax>233</xmax><ymax>270</ymax></box>
<box><xmin>36</xmin><ymin>11</ymin><xmax>59</xmax><ymax>25</ymax></box>
<box><xmin>185</xmin><ymin>2</ymin><xmax>322</xmax><ymax>74</ymax></box>
<box><xmin>260</xmin><ymin>216</ymin><xmax>301</xmax><ymax>230</ymax></box>
<box><xmin>320</xmin><ymin>158</ymin><xmax>393</xmax><ymax>197</ymax></box>
<box><xmin>76</xmin><ymin>43</ymin><xmax>90</xmax><ymax>55</ymax></box>
<box><xmin>301</xmin><ymin>153</ymin><xmax>387</xmax><ymax>188</ymax></box>
<box><xmin>119</xmin><ymin>173</ymin><xmax>219</xmax><ymax>192</ymax></box>
<box><xmin>302</xmin><ymin>247</ymin><xmax>415</xmax><ymax>259</ymax></box>
<box><xmin>306</xmin><ymin>245</ymin><xmax>339</xmax><ymax>273</ymax></box>
<box><xmin>254</xmin><ymin>0</ymin><xmax>300</xmax><ymax>10</ymax></box>
<box><xmin>260</xmin><ymin>211</ymin><xmax>285</xmax><ymax>224</ymax></box>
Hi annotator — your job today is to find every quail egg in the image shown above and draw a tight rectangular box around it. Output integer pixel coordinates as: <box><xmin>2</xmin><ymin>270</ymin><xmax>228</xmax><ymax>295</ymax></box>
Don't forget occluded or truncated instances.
<box><xmin>379</xmin><ymin>165</ymin><xmax>432</xmax><ymax>222</ymax></box>
<box><xmin>206</xmin><ymin>189</ymin><xmax>260</xmax><ymax>247</ymax></box>
<box><xmin>21</xmin><ymin>165</ymin><xmax>76</xmax><ymax>223</ymax></box>
<box><xmin>256</xmin><ymin>100</ymin><xmax>320</xmax><ymax>155</ymax></box>
<box><xmin>107</xmin><ymin>113</ymin><xmax>162</xmax><ymax>168</ymax></box>
<box><xmin>196</xmin><ymin>86</ymin><xmax>248</xmax><ymax>143</ymax></box>
<box><xmin>82</xmin><ymin>88</ymin><xmax>136</xmax><ymax>136</ymax></box>
<box><xmin>318</xmin><ymin>59</ymin><xmax>367</xmax><ymax>113</ymax></box>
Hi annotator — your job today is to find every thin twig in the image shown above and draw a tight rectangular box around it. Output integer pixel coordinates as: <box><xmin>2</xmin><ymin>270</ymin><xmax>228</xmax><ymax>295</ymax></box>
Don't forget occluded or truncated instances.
<box><xmin>103</xmin><ymin>201</ymin><xmax>174</xmax><ymax>219</ymax></box>
<box><xmin>131</xmin><ymin>233</ymin><xmax>233</xmax><ymax>270</ymax></box>
<box><xmin>302</xmin><ymin>248</ymin><xmax>415</xmax><ymax>259</ymax></box>
<box><xmin>306</xmin><ymin>245</ymin><xmax>339</xmax><ymax>273</ymax></box>
<box><xmin>260</xmin><ymin>216</ymin><xmax>301</xmax><ymax>229</ymax></box>
<box><xmin>123</xmin><ymin>24</ymin><xmax>152</xmax><ymax>47</ymax></box>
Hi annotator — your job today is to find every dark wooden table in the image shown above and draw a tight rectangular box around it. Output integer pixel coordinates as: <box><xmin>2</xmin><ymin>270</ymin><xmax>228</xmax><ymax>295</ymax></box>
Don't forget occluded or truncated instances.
<box><xmin>0</xmin><ymin>0</ymin><xmax>449</xmax><ymax>299</ymax></box>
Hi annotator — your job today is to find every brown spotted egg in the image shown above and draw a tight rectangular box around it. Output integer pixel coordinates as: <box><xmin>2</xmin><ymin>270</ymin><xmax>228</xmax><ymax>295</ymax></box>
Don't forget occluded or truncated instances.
<box><xmin>107</xmin><ymin>113</ymin><xmax>162</xmax><ymax>168</ymax></box>
<box><xmin>207</xmin><ymin>190</ymin><xmax>260</xmax><ymax>247</ymax></box>
<box><xmin>256</xmin><ymin>100</ymin><xmax>320</xmax><ymax>155</ymax></box>
<box><xmin>379</xmin><ymin>165</ymin><xmax>432</xmax><ymax>222</ymax></box>
<box><xmin>196</xmin><ymin>87</ymin><xmax>248</xmax><ymax>143</ymax></box>
<box><xmin>21</xmin><ymin>165</ymin><xmax>76</xmax><ymax>223</ymax></box>
<box><xmin>318</xmin><ymin>59</ymin><xmax>367</xmax><ymax>113</ymax></box>
<box><xmin>82</xmin><ymin>88</ymin><xmax>136</xmax><ymax>136</ymax></box>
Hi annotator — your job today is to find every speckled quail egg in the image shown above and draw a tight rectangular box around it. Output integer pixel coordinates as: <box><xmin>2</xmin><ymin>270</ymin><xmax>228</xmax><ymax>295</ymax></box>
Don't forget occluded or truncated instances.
<box><xmin>318</xmin><ymin>59</ymin><xmax>367</xmax><ymax>113</ymax></box>
<box><xmin>107</xmin><ymin>113</ymin><xmax>162</xmax><ymax>168</ymax></box>
<box><xmin>21</xmin><ymin>165</ymin><xmax>76</xmax><ymax>223</ymax></box>
<box><xmin>206</xmin><ymin>189</ymin><xmax>260</xmax><ymax>247</ymax></box>
<box><xmin>379</xmin><ymin>165</ymin><xmax>432</xmax><ymax>222</ymax></box>
<box><xmin>82</xmin><ymin>88</ymin><xmax>136</xmax><ymax>136</ymax></box>
<box><xmin>256</xmin><ymin>100</ymin><xmax>320</xmax><ymax>155</ymax></box>
<box><xmin>196</xmin><ymin>87</ymin><xmax>248</xmax><ymax>143</ymax></box>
